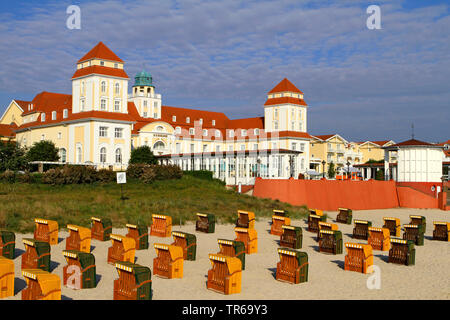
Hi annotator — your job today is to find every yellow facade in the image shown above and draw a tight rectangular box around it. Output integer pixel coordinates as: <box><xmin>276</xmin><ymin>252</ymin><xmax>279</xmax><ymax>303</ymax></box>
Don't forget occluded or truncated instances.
<box><xmin>0</xmin><ymin>101</ymin><xmax>24</xmax><ymax>126</ymax></box>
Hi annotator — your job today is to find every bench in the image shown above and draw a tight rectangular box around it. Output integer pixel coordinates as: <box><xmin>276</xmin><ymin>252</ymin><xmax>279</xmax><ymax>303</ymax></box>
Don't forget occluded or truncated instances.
<box><xmin>62</xmin><ymin>250</ymin><xmax>96</xmax><ymax>289</ymax></box>
<box><xmin>114</xmin><ymin>261</ymin><xmax>152</xmax><ymax>300</ymax></box>
<box><xmin>433</xmin><ymin>221</ymin><xmax>450</xmax><ymax>241</ymax></box>
<box><xmin>336</xmin><ymin>208</ymin><xmax>352</xmax><ymax>224</ymax></box>
<box><xmin>270</xmin><ymin>215</ymin><xmax>291</xmax><ymax>236</ymax></box>
<box><xmin>234</xmin><ymin>227</ymin><xmax>258</xmax><ymax>254</ymax></box>
<box><xmin>90</xmin><ymin>217</ymin><xmax>112</xmax><ymax>241</ymax></box>
<box><xmin>195</xmin><ymin>213</ymin><xmax>216</xmax><ymax>233</ymax></box>
<box><xmin>352</xmin><ymin>220</ymin><xmax>372</xmax><ymax>240</ymax></box>
<box><xmin>280</xmin><ymin>225</ymin><xmax>303</xmax><ymax>249</ymax></box>
<box><xmin>33</xmin><ymin>218</ymin><xmax>58</xmax><ymax>245</ymax></box>
<box><xmin>126</xmin><ymin>224</ymin><xmax>149</xmax><ymax>250</ymax></box>
<box><xmin>171</xmin><ymin>231</ymin><xmax>197</xmax><ymax>261</ymax></box>
<box><xmin>107</xmin><ymin>234</ymin><xmax>136</xmax><ymax>265</ymax></box>
<box><xmin>217</xmin><ymin>239</ymin><xmax>246</xmax><ymax>270</ymax></box>
<box><xmin>307</xmin><ymin>214</ymin><xmax>327</xmax><ymax>233</ymax></box>
<box><xmin>0</xmin><ymin>256</ymin><xmax>14</xmax><ymax>298</ymax></box>
<box><xmin>276</xmin><ymin>248</ymin><xmax>308</xmax><ymax>284</ymax></box>
<box><xmin>207</xmin><ymin>254</ymin><xmax>242</xmax><ymax>295</ymax></box>
<box><xmin>153</xmin><ymin>243</ymin><xmax>183</xmax><ymax>279</ymax></box>
<box><xmin>0</xmin><ymin>230</ymin><xmax>15</xmax><ymax>259</ymax></box>
<box><xmin>150</xmin><ymin>214</ymin><xmax>172</xmax><ymax>237</ymax></box>
<box><xmin>344</xmin><ymin>243</ymin><xmax>373</xmax><ymax>274</ymax></box>
<box><xmin>66</xmin><ymin>225</ymin><xmax>91</xmax><ymax>253</ymax></box>
<box><xmin>368</xmin><ymin>227</ymin><xmax>390</xmax><ymax>251</ymax></box>
<box><xmin>383</xmin><ymin>217</ymin><xmax>401</xmax><ymax>237</ymax></box>
<box><xmin>318</xmin><ymin>230</ymin><xmax>343</xmax><ymax>255</ymax></box>
<box><xmin>403</xmin><ymin>224</ymin><xmax>425</xmax><ymax>246</ymax></box>
<box><xmin>21</xmin><ymin>269</ymin><xmax>61</xmax><ymax>300</ymax></box>
<box><xmin>21</xmin><ymin>238</ymin><xmax>50</xmax><ymax>272</ymax></box>
<box><xmin>388</xmin><ymin>238</ymin><xmax>415</xmax><ymax>266</ymax></box>
<box><xmin>236</xmin><ymin>210</ymin><xmax>256</xmax><ymax>229</ymax></box>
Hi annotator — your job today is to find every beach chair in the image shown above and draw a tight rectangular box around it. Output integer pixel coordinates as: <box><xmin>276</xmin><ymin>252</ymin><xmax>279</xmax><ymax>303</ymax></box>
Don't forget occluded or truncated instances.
<box><xmin>66</xmin><ymin>224</ymin><xmax>91</xmax><ymax>253</ymax></box>
<box><xmin>352</xmin><ymin>220</ymin><xmax>372</xmax><ymax>240</ymax></box>
<box><xmin>114</xmin><ymin>261</ymin><xmax>152</xmax><ymax>300</ymax></box>
<box><xmin>270</xmin><ymin>214</ymin><xmax>291</xmax><ymax>236</ymax></box>
<box><xmin>107</xmin><ymin>234</ymin><xmax>136</xmax><ymax>265</ymax></box>
<box><xmin>235</xmin><ymin>210</ymin><xmax>255</xmax><ymax>229</ymax></box>
<box><xmin>432</xmin><ymin>221</ymin><xmax>450</xmax><ymax>241</ymax></box>
<box><xmin>409</xmin><ymin>215</ymin><xmax>426</xmax><ymax>232</ymax></box>
<box><xmin>403</xmin><ymin>224</ymin><xmax>425</xmax><ymax>246</ymax></box>
<box><xmin>318</xmin><ymin>230</ymin><xmax>343</xmax><ymax>255</ymax></box>
<box><xmin>368</xmin><ymin>227</ymin><xmax>390</xmax><ymax>251</ymax></box>
<box><xmin>280</xmin><ymin>225</ymin><xmax>303</xmax><ymax>249</ymax></box>
<box><xmin>62</xmin><ymin>250</ymin><xmax>96</xmax><ymax>289</ymax></box>
<box><xmin>171</xmin><ymin>231</ymin><xmax>197</xmax><ymax>261</ymax></box>
<box><xmin>0</xmin><ymin>230</ymin><xmax>15</xmax><ymax>259</ymax></box>
<box><xmin>126</xmin><ymin>224</ymin><xmax>149</xmax><ymax>250</ymax></box>
<box><xmin>276</xmin><ymin>248</ymin><xmax>309</xmax><ymax>284</ymax></box>
<box><xmin>336</xmin><ymin>208</ymin><xmax>352</xmax><ymax>224</ymax></box>
<box><xmin>207</xmin><ymin>254</ymin><xmax>242</xmax><ymax>295</ymax></box>
<box><xmin>153</xmin><ymin>244</ymin><xmax>183</xmax><ymax>279</ymax></box>
<box><xmin>90</xmin><ymin>217</ymin><xmax>113</xmax><ymax>241</ymax></box>
<box><xmin>33</xmin><ymin>218</ymin><xmax>58</xmax><ymax>245</ymax></box>
<box><xmin>217</xmin><ymin>239</ymin><xmax>246</xmax><ymax>270</ymax></box>
<box><xmin>317</xmin><ymin>222</ymin><xmax>339</xmax><ymax>241</ymax></box>
<box><xmin>0</xmin><ymin>256</ymin><xmax>14</xmax><ymax>298</ymax></box>
<box><xmin>309</xmin><ymin>209</ymin><xmax>324</xmax><ymax>217</ymax></box>
<box><xmin>273</xmin><ymin>209</ymin><xmax>288</xmax><ymax>217</ymax></box>
<box><xmin>307</xmin><ymin>213</ymin><xmax>326</xmax><ymax>233</ymax></box>
<box><xmin>195</xmin><ymin>213</ymin><xmax>216</xmax><ymax>233</ymax></box>
<box><xmin>388</xmin><ymin>238</ymin><xmax>415</xmax><ymax>266</ymax></box>
<box><xmin>150</xmin><ymin>214</ymin><xmax>172</xmax><ymax>237</ymax></box>
<box><xmin>234</xmin><ymin>227</ymin><xmax>258</xmax><ymax>254</ymax></box>
<box><xmin>344</xmin><ymin>243</ymin><xmax>373</xmax><ymax>274</ymax></box>
<box><xmin>21</xmin><ymin>239</ymin><xmax>50</xmax><ymax>272</ymax></box>
<box><xmin>21</xmin><ymin>269</ymin><xmax>61</xmax><ymax>300</ymax></box>
<box><xmin>383</xmin><ymin>217</ymin><xmax>401</xmax><ymax>237</ymax></box>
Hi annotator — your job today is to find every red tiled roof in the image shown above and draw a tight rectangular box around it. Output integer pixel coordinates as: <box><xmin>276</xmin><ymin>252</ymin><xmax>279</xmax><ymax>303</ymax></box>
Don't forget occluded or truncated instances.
<box><xmin>22</xmin><ymin>92</ymin><xmax>72</xmax><ymax>116</ymax></box>
<box><xmin>369</xmin><ymin>140</ymin><xmax>392</xmax><ymax>146</ymax></box>
<box><xmin>389</xmin><ymin>139</ymin><xmax>433</xmax><ymax>147</ymax></box>
<box><xmin>72</xmin><ymin>65</ymin><xmax>129</xmax><ymax>80</ymax></box>
<box><xmin>268</xmin><ymin>78</ymin><xmax>303</xmax><ymax>94</ymax></box>
<box><xmin>13</xmin><ymin>100</ymin><xmax>31</xmax><ymax>111</ymax></box>
<box><xmin>312</xmin><ymin>134</ymin><xmax>336</xmax><ymax>141</ymax></box>
<box><xmin>161</xmin><ymin>105</ymin><xmax>230</xmax><ymax>128</ymax></box>
<box><xmin>0</xmin><ymin>123</ymin><xmax>17</xmax><ymax>137</ymax></box>
<box><xmin>77</xmin><ymin>42</ymin><xmax>124</xmax><ymax>64</ymax></box>
<box><xmin>228</xmin><ymin>117</ymin><xmax>264</xmax><ymax>129</ymax></box>
<box><xmin>437</xmin><ymin>139</ymin><xmax>450</xmax><ymax>146</ymax></box>
<box><xmin>264</xmin><ymin>97</ymin><xmax>307</xmax><ymax>106</ymax></box>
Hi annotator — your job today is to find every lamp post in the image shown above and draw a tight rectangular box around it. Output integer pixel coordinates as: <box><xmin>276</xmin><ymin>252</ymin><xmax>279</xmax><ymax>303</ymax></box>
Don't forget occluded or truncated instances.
<box><xmin>322</xmin><ymin>160</ymin><xmax>326</xmax><ymax>179</ymax></box>
<box><xmin>346</xmin><ymin>161</ymin><xmax>351</xmax><ymax>180</ymax></box>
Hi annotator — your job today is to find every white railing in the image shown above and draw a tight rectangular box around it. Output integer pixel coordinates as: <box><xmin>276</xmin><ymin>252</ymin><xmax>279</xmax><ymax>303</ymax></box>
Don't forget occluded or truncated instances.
<box><xmin>128</xmin><ymin>93</ymin><xmax>161</xmax><ymax>99</ymax></box>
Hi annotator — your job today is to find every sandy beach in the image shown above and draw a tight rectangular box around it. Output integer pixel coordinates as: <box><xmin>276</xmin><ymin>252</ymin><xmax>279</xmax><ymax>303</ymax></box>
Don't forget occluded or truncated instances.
<box><xmin>3</xmin><ymin>207</ymin><xmax>449</xmax><ymax>300</ymax></box>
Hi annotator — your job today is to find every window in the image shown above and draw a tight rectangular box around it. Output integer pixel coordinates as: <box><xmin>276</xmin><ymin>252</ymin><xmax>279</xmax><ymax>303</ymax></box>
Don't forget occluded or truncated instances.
<box><xmin>154</xmin><ymin>141</ymin><xmax>165</xmax><ymax>151</ymax></box>
<box><xmin>154</xmin><ymin>102</ymin><xmax>158</xmax><ymax>107</ymax></box>
<box><xmin>114</xmin><ymin>63</ymin><xmax>118</xmax><ymax>68</ymax></box>
<box><xmin>300</xmin><ymin>143</ymin><xmax>305</xmax><ymax>151</ymax></box>
<box><xmin>241</xmin><ymin>129</ymin><xmax>247</xmax><ymax>136</ymax></box>
<box><xmin>240</xmin><ymin>144</ymin><xmax>245</xmax><ymax>151</ymax></box>
<box><xmin>115</xmin><ymin>148</ymin><xmax>122</xmax><ymax>163</ymax></box>
<box><xmin>172</xmin><ymin>116</ymin><xmax>176</xmax><ymax>122</ymax></box>
<box><xmin>80</xmin><ymin>99</ymin><xmax>85</xmax><ymax>111</ymax></box>
<box><xmin>143</xmin><ymin>112</ymin><xmax>148</xmax><ymax>118</ymax></box>
<box><xmin>203</xmin><ymin>144</ymin><xmax>208</xmax><ymax>152</ymax></box>
<box><xmin>41</xmin><ymin>134</ymin><xmax>45</xmax><ymax>141</ymax></box>
<box><xmin>52</xmin><ymin>111</ymin><xmax>56</xmax><ymax>120</ymax></box>
<box><xmin>101</xmin><ymin>81</ymin><xmax>106</xmax><ymax>93</ymax></box>
<box><xmin>292</xmin><ymin>142</ymin><xmax>297</xmax><ymax>150</ymax></box>
<box><xmin>272</xmin><ymin>142</ymin><xmax>277</xmax><ymax>149</ymax></box>
<box><xmin>203</xmin><ymin>129</ymin><xmax>208</xmax><ymax>137</ymax></box>
<box><xmin>328</xmin><ymin>143</ymin><xmax>331</xmax><ymax>149</ymax></box>
<box><xmin>253</xmin><ymin>143</ymin><xmax>258</xmax><ymax>150</ymax></box>
<box><xmin>216</xmin><ymin>145</ymin><xmax>221</xmax><ymax>152</ymax></box>
<box><xmin>100</xmin><ymin>61</ymin><xmax>105</xmax><ymax>66</ymax></box>
<box><xmin>176</xmin><ymin>143</ymin><xmax>181</xmax><ymax>153</ymax></box>
<box><xmin>199</xmin><ymin>118</ymin><xmax>203</xmax><ymax>125</ymax></box>
<box><xmin>189</xmin><ymin>128</ymin><xmax>194</xmax><ymax>135</ymax></box>
<box><xmin>101</xmin><ymin>99</ymin><xmax>106</xmax><ymax>111</ymax></box>
<box><xmin>301</xmin><ymin>158</ymin><xmax>305</xmax><ymax>170</ymax></box>
<box><xmin>215</xmin><ymin>130</ymin><xmax>220</xmax><ymax>138</ymax></box>
<box><xmin>275</xmin><ymin>109</ymin><xmax>278</xmax><ymax>118</ymax></box>
<box><xmin>228</xmin><ymin>145</ymin><xmax>233</xmax><ymax>151</ymax></box>
<box><xmin>143</xmin><ymin>100</ymin><xmax>147</xmax><ymax>107</ymax></box>
<box><xmin>82</xmin><ymin>81</ymin><xmax>85</xmax><ymax>93</ymax></box>
<box><xmin>100</xmin><ymin>147</ymin><xmax>107</xmax><ymax>163</ymax></box>
<box><xmin>299</xmin><ymin>122</ymin><xmax>303</xmax><ymax>131</ymax></box>
<box><xmin>254</xmin><ymin>128</ymin><xmax>259</xmax><ymax>135</ymax></box>
<box><xmin>156</xmin><ymin>126</ymin><xmax>164</xmax><ymax>132</ymax></box>
<box><xmin>175</xmin><ymin>127</ymin><xmax>181</xmax><ymax>134</ymax></box>
<box><xmin>115</xmin><ymin>83</ymin><xmax>120</xmax><ymax>94</ymax></box>
<box><xmin>115</xmin><ymin>128</ymin><xmax>123</xmax><ymax>138</ymax></box>
<box><xmin>229</xmin><ymin>130</ymin><xmax>234</xmax><ymax>138</ymax></box>
<box><xmin>186</xmin><ymin>117</ymin><xmax>190</xmax><ymax>123</ymax></box>
<box><xmin>63</xmin><ymin>109</ymin><xmax>68</xmax><ymax>118</ymax></box>
<box><xmin>212</xmin><ymin>120</ymin><xmax>216</xmax><ymax>126</ymax></box>
<box><xmin>291</xmin><ymin>121</ymin><xmax>295</xmax><ymax>130</ymax></box>
<box><xmin>114</xmin><ymin>100</ymin><xmax>120</xmax><ymax>112</ymax></box>
<box><xmin>99</xmin><ymin>126</ymin><xmax>108</xmax><ymax>137</ymax></box>
<box><xmin>153</xmin><ymin>112</ymin><xmax>158</xmax><ymax>118</ymax></box>
<box><xmin>41</xmin><ymin>113</ymin><xmax>45</xmax><ymax>122</ymax></box>
<box><xmin>274</xmin><ymin>121</ymin><xmax>278</xmax><ymax>130</ymax></box>
<box><xmin>190</xmin><ymin>144</ymin><xmax>195</xmax><ymax>153</ymax></box>
<box><xmin>77</xmin><ymin>146</ymin><xmax>82</xmax><ymax>163</ymax></box>
<box><xmin>59</xmin><ymin>148</ymin><xmax>66</xmax><ymax>163</ymax></box>
<box><xmin>58</xmin><ymin>132</ymin><xmax>62</xmax><ymax>140</ymax></box>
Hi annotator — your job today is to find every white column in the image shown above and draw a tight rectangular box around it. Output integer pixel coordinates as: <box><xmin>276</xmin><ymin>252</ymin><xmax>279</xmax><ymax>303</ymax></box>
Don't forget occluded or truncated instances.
<box><xmin>384</xmin><ymin>150</ymin><xmax>390</xmax><ymax>180</ymax></box>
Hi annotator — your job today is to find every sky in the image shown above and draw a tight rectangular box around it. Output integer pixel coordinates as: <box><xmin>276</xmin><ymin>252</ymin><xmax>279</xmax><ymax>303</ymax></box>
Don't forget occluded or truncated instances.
<box><xmin>0</xmin><ymin>0</ymin><xmax>448</xmax><ymax>143</ymax></box>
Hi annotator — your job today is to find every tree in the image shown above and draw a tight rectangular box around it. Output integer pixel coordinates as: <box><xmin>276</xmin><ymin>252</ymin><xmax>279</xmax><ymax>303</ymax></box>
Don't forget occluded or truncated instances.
<box><xmin>375</xmin><ymin>169</ymin><xmax>385</xmax><ymax>181</ymax></box>
<box><xmin>129</xmin><ymin>145</ymin><xmax>157</xmax><ymax>165</ymax></box>
<box><xmin>26</xmin><ymin>140</ymin><xmax>59</xmax><ymax>162</ymax></box>
<box><xmin>0</xmin><ymin>141</ymin><xmax>28</xmax><ymax>171</ymax></box>
<box><xmin>327</xmin><ymin>161</ymin><xmax>336</xmax><ymax>179</ymax></box>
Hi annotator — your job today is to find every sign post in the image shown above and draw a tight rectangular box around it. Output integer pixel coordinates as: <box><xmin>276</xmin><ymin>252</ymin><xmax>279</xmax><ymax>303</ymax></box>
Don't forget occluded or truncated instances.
<box><xmin>116</xmin><ymin>172</ymin><xmax>128</xmax><ymax>200</ymax></box>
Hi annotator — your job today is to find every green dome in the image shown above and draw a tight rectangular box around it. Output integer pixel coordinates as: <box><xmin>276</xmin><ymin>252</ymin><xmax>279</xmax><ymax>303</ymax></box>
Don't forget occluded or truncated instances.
<box><xmin>134</xmin><ymin>70</ymin><xmax>153</xmax><ymax>87</ymax></box>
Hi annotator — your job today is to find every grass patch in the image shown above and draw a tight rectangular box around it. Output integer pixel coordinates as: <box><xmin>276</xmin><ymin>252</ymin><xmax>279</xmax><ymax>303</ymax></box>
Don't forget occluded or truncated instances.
<box><xmin>0</xmin><ymin>175</ymin><xmax>308</xmax><ymax>233</ymax></box>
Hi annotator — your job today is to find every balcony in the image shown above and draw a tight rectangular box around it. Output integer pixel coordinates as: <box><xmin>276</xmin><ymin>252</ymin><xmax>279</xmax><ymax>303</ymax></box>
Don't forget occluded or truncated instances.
<box><xmin>128</xmin><ymin>93</ymin><xmax>162</xmax><ymax>99</ymax></box>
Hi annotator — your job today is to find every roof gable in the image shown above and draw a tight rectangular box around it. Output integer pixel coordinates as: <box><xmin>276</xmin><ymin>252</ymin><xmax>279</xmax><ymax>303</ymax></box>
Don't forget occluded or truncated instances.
<box><xmin>268</xmin><ymin>78</ymin><xmax>303</xmax><ymax>94</ymax></box>
<box><xmin>77</xmin><ymin>42</ymin><xmax>124</xmax><ymax>64</ymax></box>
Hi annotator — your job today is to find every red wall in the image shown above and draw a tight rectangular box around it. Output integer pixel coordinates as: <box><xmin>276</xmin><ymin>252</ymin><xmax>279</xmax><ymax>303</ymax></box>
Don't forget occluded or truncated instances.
<box><xmin>397</xmin><ymin>186</ymin><xmax>439</xmax><ymax>208</ymax></box>
<box><xmin>253</xmin><ymin>178</ymin><xmax>400</xmax><ymax>211</ymax></box>
<box><xmin>396</xmin><ymin>182</ymin><xmax>442</xmax><ymax>198</ymax></box>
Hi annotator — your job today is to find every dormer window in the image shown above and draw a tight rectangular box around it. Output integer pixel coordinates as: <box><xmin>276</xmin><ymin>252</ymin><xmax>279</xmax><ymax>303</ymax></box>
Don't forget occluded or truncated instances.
<box><xmin>63</xmin><ymin>109</ymin><xmax>68</xmax><ymax>118</ymax></box>
<box><xmin>254</xmin><ymin>128</ymin><xmax>259</xmax><ymax>135</ymax></box>
<box><xmin>229</xmin><ymin>130</ymin><xmax>234</xmax><ymax>138</ymax></box>
<box><xmin>172</xmin><ymin>116</ymin><xmax>176</xmax><ymax>122</ymax></box>
<box><xmin>241</xmin><ymin>129</ymin><xmax>247</xmax><ymax>136</ymax></box>
<box><xmin>41</xmin><ymin>113</ymin><xmax>45</xmax><ymax>122</ymax></box>
<box><xmin>100</xmin><ymin>60</ymin><xmax>105</xmax><ymax>66</ymax></box>
<box><xmin>51</xmin><ymin>111</ymin><xmax>56</xmax><ymax>120</ymax></box>
<box><xmin>189</xmin><ymin>128</ymin><xmax>194</xmax><ymax>135</ymax></box>
<box><xmin>114</xmin><ymin>63</ymin><xmax>118</xmax><ymax>68</ymax></box>
<box><xmin>175</xmin><ymin>127</ymin><xmax>181</xmax><ymax>134</ymax></box>
<box><xmin>212</xmin><ymin>120</ymin><xmax>216</xmax><ymax>126</ymax></box>
<box><xmin>186</xmin><ymin>117</ymin><xmax>190</xmax><ymax>123</ymax></box>
<box><xmin>203</xmin><ymin>129</ymin><xmax>208</xmax><ymax>137</ymax></box>
<box><xmin>215</xmin><ymin>130</ymin><xmax>220</xmax><ymax>138</ymax></box>
<box><xmin>199</xmin><ymin>118</ymin><xmax>203</xmax><ymax>125</ymax></box>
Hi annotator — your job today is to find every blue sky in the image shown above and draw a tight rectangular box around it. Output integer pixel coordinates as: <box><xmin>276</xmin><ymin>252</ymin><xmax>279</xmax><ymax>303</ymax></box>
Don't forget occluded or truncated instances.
<box><xmin>0</xmin><ymin>0</ymin><xmax>448</xmax><ymax>143</ymax></box>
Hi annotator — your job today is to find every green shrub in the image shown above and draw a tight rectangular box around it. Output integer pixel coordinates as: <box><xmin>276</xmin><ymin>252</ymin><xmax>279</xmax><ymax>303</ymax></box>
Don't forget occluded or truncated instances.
<box><xmin>96</xmin><ymin>169</ymin><xmax>116</xmax><ymax>183</ymax></box>
<box><xmin>141</xmin><ymin>166</ymin><xmax>157</xmax><ymax>184</ymax></box>
<box><xmin>184</xmin><ymin>170</ymin><xmax>213</xmax><ymax>180</ymax></box>
<box><xmin>42</xmin><ymin>168</ymin><xmax>64</xmax><ymax>185</ymax></box>
<box><xmin>126</xmin><ymin>163</ymin><xmax>148</xmax><ymax>179</ymax></box>
<box><xmin>153</xmin><ymin>164</ymin><xmax>182</xmax><ymax>180</ymax></box>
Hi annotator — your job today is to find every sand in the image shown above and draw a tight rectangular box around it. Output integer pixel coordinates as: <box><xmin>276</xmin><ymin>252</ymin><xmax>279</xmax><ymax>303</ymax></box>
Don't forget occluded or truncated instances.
<box><xmin>3</xmin><ymin>208</ymin><xmax>450</xmax><ymax>300</ymax></box>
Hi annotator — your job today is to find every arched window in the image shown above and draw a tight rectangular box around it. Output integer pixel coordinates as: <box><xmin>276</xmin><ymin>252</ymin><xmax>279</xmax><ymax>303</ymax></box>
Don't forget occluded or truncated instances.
<box><xmin>76</xmin><ymin>145</ymin><xmax>82</xmax><ymax>163</ymax></box>
<box><xmin>101</xmin><ymin>81</ymin><xmax>106</xmax><ymax>93</ymax></box>
<box><xmin>59</xmin><ymin>148</ymin><xmax>66</xmax><ymax>163</ymax></box>
<box><xmin>156</xmin><ymin>126</ymin><xmax>164</xmax><ymax>132</ymax></box>
<box><xmin>115</xmin><ymin>83</ymin><xmax>120</xmax><ymax>94</ymax></box>
<box><xmin>153</xmin><ymin>141</ymin><xmax>165</xmax><ymax>150</ymax></box>
<box><xmin>115</xmin><ymin>148</ymin><xmax>122</xmax><ymax>163</ymax></box>
<box><xmin>100</xmin><ymin>147</ymin><xmax>107</xmax><ymax>163</ymax></box>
